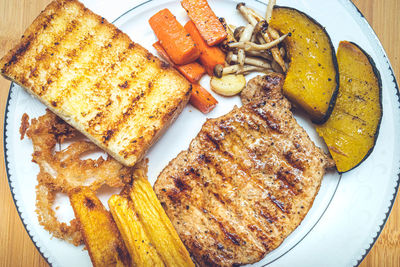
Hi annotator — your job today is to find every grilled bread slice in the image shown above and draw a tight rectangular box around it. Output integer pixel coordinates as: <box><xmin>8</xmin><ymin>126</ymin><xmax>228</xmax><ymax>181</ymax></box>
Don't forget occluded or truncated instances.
<box><xmin>0</xmin><ymin>0</ymin><xmax>191</xmax><ymax>166</ymax></box>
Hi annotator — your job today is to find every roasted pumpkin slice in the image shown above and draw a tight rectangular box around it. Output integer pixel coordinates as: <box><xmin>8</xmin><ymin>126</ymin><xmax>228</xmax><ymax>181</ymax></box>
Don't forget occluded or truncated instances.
<box><xmin>316</xmin><ymin>41</ymin><xmax>382</xmax><ymax>173</ymax></box>
<box><xmin>270</xmin><ymin>6</ymin><xmax>339</xmax><ymax>124</ymax></box>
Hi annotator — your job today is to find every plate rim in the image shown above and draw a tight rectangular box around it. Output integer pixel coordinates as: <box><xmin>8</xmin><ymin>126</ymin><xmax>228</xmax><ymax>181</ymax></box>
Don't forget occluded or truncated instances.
<box><xmin>3</xmin><ymin>0</ymin><xmax>399</xmax><ymax>266</ymax></box>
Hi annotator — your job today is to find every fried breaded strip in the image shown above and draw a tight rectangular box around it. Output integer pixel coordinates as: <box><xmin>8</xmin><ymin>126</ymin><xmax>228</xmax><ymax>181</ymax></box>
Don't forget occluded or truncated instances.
<box><xmin>69</xmin><ymin>187</ymin><xmax>130</xmax><ymax>267</ymax></box>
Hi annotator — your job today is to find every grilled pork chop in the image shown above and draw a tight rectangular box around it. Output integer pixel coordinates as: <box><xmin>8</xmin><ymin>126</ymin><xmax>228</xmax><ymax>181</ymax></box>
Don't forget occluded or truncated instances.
<box><xmin>0</xmin><ymin>0</ymin><xmax>191</xmax><ymax>167</ymax></box>
<box><xmin>154</xmin><ymin>74</ymin><xmax>334</xmax><ymax>266</ymax></box>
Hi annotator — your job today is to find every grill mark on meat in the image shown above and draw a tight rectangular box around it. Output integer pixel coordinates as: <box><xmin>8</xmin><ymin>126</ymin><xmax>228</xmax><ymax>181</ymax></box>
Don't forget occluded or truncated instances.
<box><xmin>204</xmin><ymin>118</ymin><xmax>300</xmax><ymax>214</ymax></box>
<box><xmin>185</xmin><ymin>154</ymin><xmax>275</xmax><ymax>252</ymax></box>
<box><xmin>154</xmin><ymin>75</ymin><xmax>332</xmax><ymax>266</ymax></box>
<box><xmin>248</xmin><ymin>101</ymin><xmax>282</xmax><ymax>133</ymax></box>
<box><xmin>276</xmin><ymin>169</ymin><xmax>299</xmax><ymax>195</ymax></box>
<box><xmin>284</xmin><ymin>151</ymin><xmax>305</xmax><ymax>171</ymax></box>
<box><xmin>167</xmin><ymin>175</ymin><xmax>247</xmax><ymax>255</ymax></box>
<box><xmin>205</xmin><ymin>132</ymin><xmax>221</xmax><ymax>149</ymax></box>
<box><xmin>268</xmin><ymin>193</ymin><xmax>287</xmax><ymax>213</ymax></box>
<box><xmin>173</xmin><ymin>176</ymin><xmax>192</xmax><ymax>192</ymax></box>
<box><xmin>210</xmin><ymin>214</ymin><xmax>241</xmax><ymax>246</ymax></box>
<box><xmin>259</xmin><ymin>206</ymin><xmax>277</xmax><ymax>224</ymax></box>
<box><xmin>199</xmin><ymin>135</ymin><xmax>294</xmax><ymax>250</ymax></box>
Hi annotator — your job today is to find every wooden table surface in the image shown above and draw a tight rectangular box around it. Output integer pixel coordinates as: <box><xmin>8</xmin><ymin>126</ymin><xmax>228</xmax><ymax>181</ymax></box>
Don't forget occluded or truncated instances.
<box><xmin>0</xmin><ymin>0</ymin><xmax>399</xmax><ymax>266</ymax></box>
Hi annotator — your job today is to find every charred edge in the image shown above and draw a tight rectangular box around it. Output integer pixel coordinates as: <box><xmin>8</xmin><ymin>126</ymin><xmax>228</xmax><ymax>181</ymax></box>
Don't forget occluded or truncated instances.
<box><xmin>145</xmin><ymin>52</ymin><xmax>152</xmax><ymax>61</ymax></box>
<box><xmin>84</xmin><ymin>197</ymin><xmax>96</xmax><ymax>209</ymax></box>
<box><xmin>4</xmin><ymin>38</ymin><xmax>33</xmax><ymax>71</ymax></box>
<box><xmin>160</xmin><ymin>61</ymin><xmax>170</xmax><ymax>69</ymax></box>
<box><xmin>128</xmin><ymin>42</ymin><xmax>136</xmax><ymax>50</ymax></box>
<box><xmin>115</xmin><ymin>244</ymin><xmax>130</xmax><ymax>266</ymax></box>
<box><xmin>3</xmin><ymin>4</ymin><xmax>61</xmax><ymax>71</ymax></box>
<box><xmin>102</xmin><ymin>129</ymin><xmax>115</xmax><ymax>142</ymax></box>
<box><xmin>249</xmin><ymin>102</ymin><xmax>282</xmax><ymax>133</ymax></box>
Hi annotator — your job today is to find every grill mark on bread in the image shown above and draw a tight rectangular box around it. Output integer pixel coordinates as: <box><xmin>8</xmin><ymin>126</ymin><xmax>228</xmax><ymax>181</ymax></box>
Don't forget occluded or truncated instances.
<box><xmin>59</xmin><ymin>29</ymin><xmax>133</xmax><ymax>126</ymax></box>
<box><xmin>1</xmin><ymin>0</ymin><xmax>192</xmax><ymax>168</ymax></box>
<box><xmin>51</xmin><ymin>27</ymin><xmax>124</xmax><ymax>106</ymax></box>
<box><xmin>2</xmin><ymin>1</ymin><xmax>63</xmax><ymax>71</ymax></box>
<box><xmin>100</xmin><ymin>66</ymin><xmax>163</xmax><ymax>145</ymax></box>
<box><xmin>3</xmin><ymin>2</ymin><xmax>69</xmax><ymax>81</ymax></box>
<box><xmin>35</xmin><ymin>17</ymin><xmax>90</xmax><ymax>98</ymax></box>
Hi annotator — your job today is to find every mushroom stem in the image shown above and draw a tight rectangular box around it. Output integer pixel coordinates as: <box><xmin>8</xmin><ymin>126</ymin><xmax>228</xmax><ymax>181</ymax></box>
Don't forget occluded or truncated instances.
<box><xmin>226</xmin><ymin>54</ymin><xmax>272</xmax><ymax>69</ymax></box>
<box><xmin>228</xmin><ymin>33</ymin><xmax>289</xmax><ymax>51</ymax></box>
<box><xmin>237</xmin><ymin>24</ymin><xmax>255</xmax><ymax>66</ymax></box>
<box><xmin>236</xmin><ymin>3</ymin><xmax>258</xmax><ymax>26</ymax></box>
<box><xmin>246</xmin><ymin>50</ymin><xmax>273</xmax><ymax>61</ymax></box>
<box><xmin>214</xmin><ymin>64</ymin><xmax>265</xmax><ymax>77</ymax></box>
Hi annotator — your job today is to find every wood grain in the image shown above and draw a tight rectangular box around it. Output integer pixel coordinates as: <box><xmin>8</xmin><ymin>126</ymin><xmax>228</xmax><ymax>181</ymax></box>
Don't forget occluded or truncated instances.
<box><xmin>0</xmin><ymin>0</ymin><xmax>398</xmax><ymax>266</ymax></box>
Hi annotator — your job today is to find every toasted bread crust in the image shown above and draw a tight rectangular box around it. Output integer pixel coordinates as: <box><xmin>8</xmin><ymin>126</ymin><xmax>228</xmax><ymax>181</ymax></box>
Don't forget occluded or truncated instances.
<box><xmin>1</xmin><ymin>0</ymin><xmax>191</xmax><ymax>166</ymax></box>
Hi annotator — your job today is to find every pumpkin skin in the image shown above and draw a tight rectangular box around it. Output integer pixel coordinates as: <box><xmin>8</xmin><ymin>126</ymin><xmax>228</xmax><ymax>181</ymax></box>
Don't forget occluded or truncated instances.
<box><xmin>270</xmin><ymin>6</ymin><xmax>339</xmax><ymax>124</ymax></box>
<box><xmin>316</xmin><ymin>41</ymin><xmax>382</xmax><ymax>173</ymax></box>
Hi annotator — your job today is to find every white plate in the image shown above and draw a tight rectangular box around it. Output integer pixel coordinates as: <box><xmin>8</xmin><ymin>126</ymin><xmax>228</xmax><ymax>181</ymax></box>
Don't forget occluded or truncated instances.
<box><xmin>4</xmin><ymin>0</ymin><xmax>400</xmax><ymax>266</ymax></box>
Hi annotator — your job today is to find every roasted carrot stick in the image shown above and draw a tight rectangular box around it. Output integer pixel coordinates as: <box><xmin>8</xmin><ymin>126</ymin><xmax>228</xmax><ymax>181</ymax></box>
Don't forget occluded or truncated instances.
<box><xmin>190</xmin><ymin>83</ymin><xmax>218</xmax><ymax>114</ymax></box>
<box><xmin>153</xmin><ymin>41</ymin><xmax>206</xmax><ymax>83</ymax></box>
<box><xmin>181</xmin><ymin>0</ymin><xmax>227</xmax><ymax>46</ymax></box>
<box><xmin>149</xmin><ymin>9</ymin><xmax>200</xmax><ymax>65</ymax></box>
<box><xmin>184</xmin><ymin>20</ymin><xmax>226</xmax><ymax>76</ymax></box>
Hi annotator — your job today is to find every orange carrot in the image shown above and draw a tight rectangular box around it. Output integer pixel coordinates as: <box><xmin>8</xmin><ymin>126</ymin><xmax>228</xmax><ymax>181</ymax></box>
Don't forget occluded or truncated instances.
<box><xmin>190</xmin><ymin>84</ymin><xmax>218</xmax><ymax>114</ymax></box>
<box><xmin>149</xmin><ymin>9</ymin><xmax>200</xmax><ymax>65</ymax></box>
<box><xmin>181</xmin><ymin>0</ymin><xmax>227</xmax><ymax>46</ymax></box>
<box><xmin>184</xmin><ymin>20</ymin><xmax>226</xmax><ymax>76</ymax></box>
<box><xmin>178</xmin><ymin>63</ymin><xmax>206</xmax><ymax>84</ymax></box>
<box><xmin>153</xmin><ymin>41</ymin><xmax>206</xmax><ymax>83</ymax></box>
